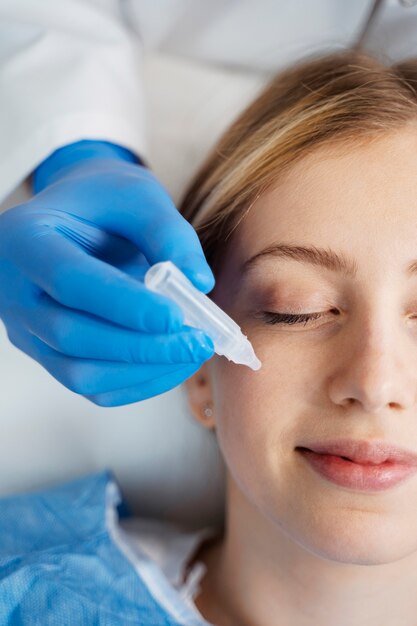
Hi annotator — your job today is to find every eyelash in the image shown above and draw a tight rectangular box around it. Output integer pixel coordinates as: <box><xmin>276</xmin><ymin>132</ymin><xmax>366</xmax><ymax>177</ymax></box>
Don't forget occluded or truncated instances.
<box><xmin>261</xmin><ymin>311</ymin><xmax>326</xmax><ymax>326</ymax></box>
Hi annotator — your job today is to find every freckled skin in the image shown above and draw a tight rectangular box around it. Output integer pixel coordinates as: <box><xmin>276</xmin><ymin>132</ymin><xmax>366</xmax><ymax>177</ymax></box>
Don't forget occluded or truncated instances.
<box><xmin>188</xmin><ymin>128</ymin><xmax>417</xmax><ymax>626</ymax></box>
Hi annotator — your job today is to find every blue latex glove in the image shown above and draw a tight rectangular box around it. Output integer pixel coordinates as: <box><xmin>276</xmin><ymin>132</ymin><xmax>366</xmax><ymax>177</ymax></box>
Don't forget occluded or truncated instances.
<box><xmin>0</xmin><ymin>141</ymin><xmax>216</xmax><ymax>406</ymax></box>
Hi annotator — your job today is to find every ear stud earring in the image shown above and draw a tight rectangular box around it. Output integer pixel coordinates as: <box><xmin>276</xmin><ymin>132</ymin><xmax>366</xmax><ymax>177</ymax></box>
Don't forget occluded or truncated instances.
<box><xmin>203</xmin><ymin>403</ymin><xmax>213</xmax><ymax>418</ymax></box>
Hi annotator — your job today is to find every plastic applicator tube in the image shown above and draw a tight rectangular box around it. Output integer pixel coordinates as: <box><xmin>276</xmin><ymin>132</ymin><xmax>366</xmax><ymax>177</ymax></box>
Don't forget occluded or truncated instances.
<box><xmin>144</xmin><ymin>261</ymin><xmax>261</xmax><ymax>370</ymax></box>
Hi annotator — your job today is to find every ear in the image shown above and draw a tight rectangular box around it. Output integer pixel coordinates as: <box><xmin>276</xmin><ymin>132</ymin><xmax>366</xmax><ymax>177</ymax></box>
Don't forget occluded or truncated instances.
<box><xmin>183</xmin><ymin>360</ymin><xmax>216</xmax><ymax>430</ymax></box>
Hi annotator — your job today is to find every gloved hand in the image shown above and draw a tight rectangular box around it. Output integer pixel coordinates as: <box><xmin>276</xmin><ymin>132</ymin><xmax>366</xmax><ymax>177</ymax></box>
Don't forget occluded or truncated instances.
<box><xmin>0</xmin><ymin>140</ymin><xmax>216</xmax><ymax>406</ymax></box>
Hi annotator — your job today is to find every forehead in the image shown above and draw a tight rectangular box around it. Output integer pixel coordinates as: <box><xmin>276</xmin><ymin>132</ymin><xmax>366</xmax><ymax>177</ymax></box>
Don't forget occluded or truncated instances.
<box><xmin>216</xmin><ymin>127</ymin><xmax>417</xmax><ymax>286</ymax></box>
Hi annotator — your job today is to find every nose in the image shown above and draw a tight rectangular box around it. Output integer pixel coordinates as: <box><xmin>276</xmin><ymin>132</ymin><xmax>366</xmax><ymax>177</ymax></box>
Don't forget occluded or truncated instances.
<box><xmin>327</xmin><ymin>317</ymin><xmax>417</xmax><ymax>414</ymax></box>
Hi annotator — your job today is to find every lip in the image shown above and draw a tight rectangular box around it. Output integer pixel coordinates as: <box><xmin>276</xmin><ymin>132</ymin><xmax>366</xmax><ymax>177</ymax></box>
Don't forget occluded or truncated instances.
<box><xmin>296</xmin><ymin>440</ymin><xmax>417</xmax><ymax>492</ymax></box>
<box><xmin>297</xmin><ymin>439</ymin><xmax>417</xmax><ymax>465</ymax></box>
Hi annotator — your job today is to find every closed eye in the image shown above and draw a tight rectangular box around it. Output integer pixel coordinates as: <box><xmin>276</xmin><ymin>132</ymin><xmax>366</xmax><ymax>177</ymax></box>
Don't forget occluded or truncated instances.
<box><xmin>260</xmin><ymin>309</ymin><xmax>340</xmax><ymax>326</ymax></box>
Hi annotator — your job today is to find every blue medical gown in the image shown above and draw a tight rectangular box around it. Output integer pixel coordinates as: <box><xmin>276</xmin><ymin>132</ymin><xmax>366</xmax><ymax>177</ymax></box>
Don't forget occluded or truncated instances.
<box><xmin>0</xmin><ymin>471</ymin><xmax>189</xmax><ymax>625</ymax></box>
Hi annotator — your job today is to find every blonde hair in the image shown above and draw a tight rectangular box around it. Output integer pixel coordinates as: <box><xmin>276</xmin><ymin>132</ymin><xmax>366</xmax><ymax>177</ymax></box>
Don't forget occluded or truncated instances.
<box><xmin>179</xmin><ymin>51</ymin><xmax>417</xmax><ymax>275</ymax></box>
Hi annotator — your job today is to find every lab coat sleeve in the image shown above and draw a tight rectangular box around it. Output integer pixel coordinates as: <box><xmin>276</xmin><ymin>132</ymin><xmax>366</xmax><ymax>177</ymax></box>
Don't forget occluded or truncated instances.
<box><xmin>0</xmin><ymin>0</ymin><xmax>146</xmax><ymax>202</ymax></box>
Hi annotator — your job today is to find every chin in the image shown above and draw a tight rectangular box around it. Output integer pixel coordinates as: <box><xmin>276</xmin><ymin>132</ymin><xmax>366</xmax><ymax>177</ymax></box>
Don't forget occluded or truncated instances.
<box><xmin>293</xmin><ymin>513</ymin><xmax>417</xmax><ymax>566</ymax></box>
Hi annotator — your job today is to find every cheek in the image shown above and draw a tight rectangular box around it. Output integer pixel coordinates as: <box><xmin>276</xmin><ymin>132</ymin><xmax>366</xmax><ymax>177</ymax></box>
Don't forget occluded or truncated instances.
<box><xmin>208</xmin><ymin>325</ymin><xmax>333</xmax><ymax>502</ymax></box>
<box><xmin>210</xmin><ymin>333</ymin><xmax>308</xmax><ymax>448</ymax></box>
<box><xmin>209</xmin><ymin>344</ymin><xmax>301</xmax><ymax>499</ymax></box>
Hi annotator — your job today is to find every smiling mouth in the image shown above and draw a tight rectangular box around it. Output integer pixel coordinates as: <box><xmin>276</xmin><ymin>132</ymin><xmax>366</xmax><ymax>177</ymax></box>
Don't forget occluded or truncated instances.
<box><xmin>295</xmin><ymin>440</ymin><xmax>417</xmax><ymax>466</ymax></box>
<box><xmin>294</xmin><ymin>436</ymin><xmax>417</xmax><ymax>494</ymax></box>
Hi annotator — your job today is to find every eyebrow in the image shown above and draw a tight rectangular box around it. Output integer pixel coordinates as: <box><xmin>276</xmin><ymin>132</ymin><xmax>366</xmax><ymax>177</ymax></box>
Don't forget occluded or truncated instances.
<box><xmin>241</xmin><ymin>244</ymin><xmax>417</xmax><ymax>279</ymax></box>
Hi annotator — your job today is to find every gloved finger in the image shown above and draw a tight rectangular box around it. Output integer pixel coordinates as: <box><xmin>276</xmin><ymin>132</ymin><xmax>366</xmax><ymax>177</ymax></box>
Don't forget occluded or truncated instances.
<box><xmin>85</xmin><ymin>362</ymin><xmax>204</xmax><ymax>407</ymax></box>
<box><xmin>24</xmin><ymin>292</ymin><xmax>214</xmax><ymax>364</ymax></box>
<box><xmin>7</xmin><ymin>328</ymin><xmax>213</xmax><ymax>396</ymax></box>
<box><xmin>13</xmin><ymin>227</ymin><xmax>184</xmax><ymax>334</ymax></box>
<box><xmin>65</xmin><ymin>166</ymin><xmax>215</xmax><ymax>293</ymax></box>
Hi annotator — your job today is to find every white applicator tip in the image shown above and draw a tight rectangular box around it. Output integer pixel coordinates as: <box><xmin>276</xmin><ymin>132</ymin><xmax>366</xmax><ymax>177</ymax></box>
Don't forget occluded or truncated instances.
<box><xmin>229</xmin><ymin>338</ymin><xmax>262</xmax><ymax>370</ymax></box>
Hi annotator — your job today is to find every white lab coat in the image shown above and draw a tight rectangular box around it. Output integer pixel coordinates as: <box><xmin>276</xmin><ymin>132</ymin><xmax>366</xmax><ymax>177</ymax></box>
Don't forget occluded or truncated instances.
<box><xmin>1</xmin><ymin>0</ymin><xmax>417</xmax><ymax>202</ymax></box>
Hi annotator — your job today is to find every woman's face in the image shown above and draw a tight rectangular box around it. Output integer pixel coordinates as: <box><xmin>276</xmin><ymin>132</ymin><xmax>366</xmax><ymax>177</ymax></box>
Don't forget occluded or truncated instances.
<box><xmin>188</xmin><ymin>126</ymin><xmax>417</xmax><ymax>565</ymax></box>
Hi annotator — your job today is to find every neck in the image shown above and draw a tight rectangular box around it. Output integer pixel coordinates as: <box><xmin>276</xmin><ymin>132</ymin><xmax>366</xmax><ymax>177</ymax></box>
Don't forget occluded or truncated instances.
<box><xmin>195</xmin><ymin>476</ymin><xmax>417</xmax><ymax>626</ymax></box>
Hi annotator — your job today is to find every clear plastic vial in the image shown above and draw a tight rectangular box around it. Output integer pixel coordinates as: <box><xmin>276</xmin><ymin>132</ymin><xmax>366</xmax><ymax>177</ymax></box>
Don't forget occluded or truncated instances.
<box><xmin>144</xmin><ymin>261</ymin><xmax>261</xmax><ymax>370</ymax></box>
